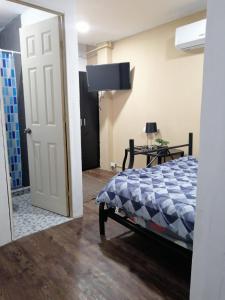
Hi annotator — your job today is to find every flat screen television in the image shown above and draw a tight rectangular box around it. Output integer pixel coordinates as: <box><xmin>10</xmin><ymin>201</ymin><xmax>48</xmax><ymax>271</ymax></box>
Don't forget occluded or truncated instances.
<box><xmin>86</xmin><ymin>62</ymin><xmax>131</xmax><ymax>92</ymax></box>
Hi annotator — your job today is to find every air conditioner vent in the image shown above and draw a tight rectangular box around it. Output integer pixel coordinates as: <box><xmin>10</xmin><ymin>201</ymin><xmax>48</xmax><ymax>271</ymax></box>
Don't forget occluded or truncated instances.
<box><xmin>175</xmin><ymin>19</ymin><xmax>206</xmax><ymax>51</ymax></box>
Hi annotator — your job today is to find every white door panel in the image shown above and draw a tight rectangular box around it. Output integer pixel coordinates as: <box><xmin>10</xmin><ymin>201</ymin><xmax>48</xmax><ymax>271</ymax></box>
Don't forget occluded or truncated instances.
<box><xmin>20</xmin><ymin>17</ymin><xmax>69</xmax><ymax>216</ymax></box>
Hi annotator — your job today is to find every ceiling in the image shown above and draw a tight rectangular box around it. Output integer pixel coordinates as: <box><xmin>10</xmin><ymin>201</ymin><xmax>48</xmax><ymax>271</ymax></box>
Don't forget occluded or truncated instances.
<box><xmin>77</xmin><ymin>0</ymin><xmax>207</xmax><ymax>45</ymax></box>
<box><xmin>0</xmin><ymin>1</ymin><xmax>28</xmax><ymax>31</ymax></box>
<box><xmin>0</xmin><ymin>0</ymin><xmax>207</xmax><ymax>45</ymax></box>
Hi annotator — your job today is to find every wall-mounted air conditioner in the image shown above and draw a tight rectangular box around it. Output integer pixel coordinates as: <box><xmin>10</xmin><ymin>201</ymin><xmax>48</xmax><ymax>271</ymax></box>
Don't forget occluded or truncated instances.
<box><xmin>175</xmin><ymin>19</ymin><xmax>206</xmax><ymax>51</ymax></box>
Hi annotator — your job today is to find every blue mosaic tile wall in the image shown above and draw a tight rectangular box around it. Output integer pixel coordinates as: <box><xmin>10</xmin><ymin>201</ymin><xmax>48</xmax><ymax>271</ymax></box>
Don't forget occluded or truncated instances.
<box><xmin>0</xmin><ymin>51</ymin><xmax>22</xmax><ymax>189</ymax></box>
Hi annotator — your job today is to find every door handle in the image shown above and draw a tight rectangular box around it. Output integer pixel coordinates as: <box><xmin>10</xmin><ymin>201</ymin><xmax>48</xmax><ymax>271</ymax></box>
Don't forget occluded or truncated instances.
<box><xmin>24</xmin><ymin>128</ymin><xmax>32</xmax><ymax>135</ymax></box>
<box><xmin>83</xmin><ymin>118</ymin><xmax>86</xmax><ymax>127</ymax></box>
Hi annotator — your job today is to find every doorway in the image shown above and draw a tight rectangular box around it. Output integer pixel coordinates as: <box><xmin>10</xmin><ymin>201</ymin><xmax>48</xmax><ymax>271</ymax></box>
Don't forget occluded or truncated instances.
<box><xmin>0</xmin><ymin>2</ymin><xmax>71</xmax><ymax>240</ymax></box>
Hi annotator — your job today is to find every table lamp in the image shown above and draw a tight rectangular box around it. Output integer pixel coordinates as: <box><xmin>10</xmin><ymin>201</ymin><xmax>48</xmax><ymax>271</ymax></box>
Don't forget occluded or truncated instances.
<box><xmin>145</xmin><ymin>122</ymin><xmax>157</xmax><ymax>147</ymax></box>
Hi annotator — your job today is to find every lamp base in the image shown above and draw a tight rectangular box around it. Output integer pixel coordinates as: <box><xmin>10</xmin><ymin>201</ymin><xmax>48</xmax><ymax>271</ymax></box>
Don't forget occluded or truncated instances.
<box><xmin>147</xmin><ymin>134</ymin><xmax>154</xmax><ymax>148</ymax></box>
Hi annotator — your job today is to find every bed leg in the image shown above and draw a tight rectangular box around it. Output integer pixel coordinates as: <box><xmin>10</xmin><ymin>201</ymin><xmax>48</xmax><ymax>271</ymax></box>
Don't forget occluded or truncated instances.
<box><xmin>99</xmin><ymin>202</ymin><xmax>106</xmax><ymax>235</ymax></box>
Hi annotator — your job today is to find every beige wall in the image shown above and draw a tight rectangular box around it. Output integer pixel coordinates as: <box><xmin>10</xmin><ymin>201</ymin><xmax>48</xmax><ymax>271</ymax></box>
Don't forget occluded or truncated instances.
<box><xmin>86</xmin><ymin>54</ymin><xmax>97</xmax><ymax>65</ymax></box>
<box><xmin>88</xmin><ymin>11</ymin><xmax>205</xmax><ymax>169</ymax></box>
<box><xmin>97</xmin><ymin>45</ymin><xmax>114</xmax><ymax>170</ymax></box>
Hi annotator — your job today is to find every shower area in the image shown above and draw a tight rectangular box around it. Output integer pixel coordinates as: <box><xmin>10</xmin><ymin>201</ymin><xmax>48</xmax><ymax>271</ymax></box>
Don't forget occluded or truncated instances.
<box><xmin>0</xmin><ymin>47</ymin><xmax>33</xmax><ymax>239</ymax></box>
<box><xmin>0</xmin><ymin>50</ymin><xmax>28</xmax><ymax>191</ymax></box>
<box><xmin>0</xmin><ymin>16</ymin><xmax>30</xmax><ymax>195</ymax></box>
<box><xmin>0</xmin><ymin>14</ymin><xmax>70</xmax><ymax>240</ymax></box>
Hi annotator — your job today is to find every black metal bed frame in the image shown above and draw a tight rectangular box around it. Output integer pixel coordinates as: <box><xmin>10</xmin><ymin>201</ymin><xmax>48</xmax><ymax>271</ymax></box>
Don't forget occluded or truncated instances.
<box><xmin>99</xmin><ymin>133</ymin><xmax>193</xmax><ymax>252</ymax></box>
<box><xmin>123</xmin><ymin>132</ymin><xmax>193</xmax><ymax>170</ymax></box>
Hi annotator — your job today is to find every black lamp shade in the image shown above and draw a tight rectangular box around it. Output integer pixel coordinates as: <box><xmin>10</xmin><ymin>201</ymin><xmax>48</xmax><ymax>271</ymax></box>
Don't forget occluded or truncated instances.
<box><xmin>146</xmin><ymin>122</ymin><xmax>157</xmax><ymax>134</ymax></box>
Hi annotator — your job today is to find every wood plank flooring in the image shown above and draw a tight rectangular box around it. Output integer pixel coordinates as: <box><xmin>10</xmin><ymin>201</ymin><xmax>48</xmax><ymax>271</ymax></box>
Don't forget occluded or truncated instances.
<box><xmin>0</xmin><ymin>169</ymin><xmax>191</xmax><ymax>300</ymax></box>
<box><xmin>82</xmin><ymin>168</ymin><xmax>115</xmax><ymax>203</ymax></box>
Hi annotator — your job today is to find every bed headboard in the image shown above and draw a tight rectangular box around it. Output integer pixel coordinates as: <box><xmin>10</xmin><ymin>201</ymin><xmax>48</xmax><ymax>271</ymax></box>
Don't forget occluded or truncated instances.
<box><xmin>124</xmin><ymin>132</ymin><xmax>193</xmax><ymax>170</ymax></box>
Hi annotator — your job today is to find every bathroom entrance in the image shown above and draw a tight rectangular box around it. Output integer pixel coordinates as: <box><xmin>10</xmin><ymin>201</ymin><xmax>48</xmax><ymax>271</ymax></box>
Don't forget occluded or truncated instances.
<box><xmin>0</xmin><ymin>2</ymin><xmax>71</xmax><ymax>240</ymax></box>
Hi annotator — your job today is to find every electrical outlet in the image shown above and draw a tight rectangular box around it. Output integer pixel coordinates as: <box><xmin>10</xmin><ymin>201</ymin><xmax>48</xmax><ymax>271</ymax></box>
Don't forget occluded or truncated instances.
<box><xmin>110</xmin><ymin>162</ymin><xmax>117</xmax><ymax>169</ymax></box>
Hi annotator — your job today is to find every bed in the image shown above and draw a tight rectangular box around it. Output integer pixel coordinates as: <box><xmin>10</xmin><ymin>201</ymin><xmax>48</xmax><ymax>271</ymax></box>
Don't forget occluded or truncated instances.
<box><xmin>96</xmin><ymin>133</ymin><xmax>196</xmax><ymax>251</ymax></box>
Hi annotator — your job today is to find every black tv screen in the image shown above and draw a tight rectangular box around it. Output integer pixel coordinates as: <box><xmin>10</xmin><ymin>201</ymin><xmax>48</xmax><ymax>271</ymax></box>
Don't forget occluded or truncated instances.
<box><xmin>86</xmin><ymin>62</ymin><xmax>131</xmax><ymax>91</ymax></box>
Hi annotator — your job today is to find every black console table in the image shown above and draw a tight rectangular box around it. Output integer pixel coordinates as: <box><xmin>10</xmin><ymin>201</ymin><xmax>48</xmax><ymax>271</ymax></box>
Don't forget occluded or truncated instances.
<box><xmin>122</xmin><ymin>132</ymin><xmax>193</xmax><ymax>171</ymax></box>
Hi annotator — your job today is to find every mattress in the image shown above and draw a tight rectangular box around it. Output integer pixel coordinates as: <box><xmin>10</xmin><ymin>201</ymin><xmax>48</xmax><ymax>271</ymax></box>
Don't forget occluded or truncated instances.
<box><xmin>96</xmin><ymin>156</ymin><xmax>198</xmax><ymax>244</ymax></box>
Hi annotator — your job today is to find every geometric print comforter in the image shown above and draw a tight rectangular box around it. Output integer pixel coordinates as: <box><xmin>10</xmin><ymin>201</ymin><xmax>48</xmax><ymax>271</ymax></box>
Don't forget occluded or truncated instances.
<box><xmin>96</xmin><ymin>156</ymin><xmax>198</xmax><ymax>243</ymax></box>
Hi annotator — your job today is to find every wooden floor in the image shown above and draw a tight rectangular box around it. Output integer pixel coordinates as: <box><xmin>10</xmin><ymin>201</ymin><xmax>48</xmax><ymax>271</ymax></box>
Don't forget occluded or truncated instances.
<box><xmin>82</xmin><ymin>168</ymin><xmax>115</xmax><ymax>202</ymax></box>
<box><xmin>0</xmin><ymin>169</ymin><xmax>191</xmax><ymax>300</ymax></box>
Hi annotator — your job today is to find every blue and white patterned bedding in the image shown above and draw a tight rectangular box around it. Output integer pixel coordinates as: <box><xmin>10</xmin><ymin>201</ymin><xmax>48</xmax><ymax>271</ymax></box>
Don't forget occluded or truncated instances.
<box><xmin>97</xmin><ymin>156</ymin><xmax>198</xmax><ymax>243</ymax></box>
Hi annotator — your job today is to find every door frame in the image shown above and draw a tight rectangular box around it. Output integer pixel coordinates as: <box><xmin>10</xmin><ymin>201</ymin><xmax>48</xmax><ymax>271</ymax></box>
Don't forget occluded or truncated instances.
<box><xmin>2</xmin><ymin>2</ymin><xmax>73</xmax><ymax>227</ymax></box>
<box><xmin>0</xmin><ymin>73</ymin><xmax>14</xmax><ymax>243</ymax></box>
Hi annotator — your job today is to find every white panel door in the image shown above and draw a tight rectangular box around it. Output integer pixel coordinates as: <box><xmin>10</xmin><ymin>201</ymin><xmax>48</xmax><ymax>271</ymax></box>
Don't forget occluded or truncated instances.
<box><xmin>20</xmin><ymin>17</ymin><xmax>69</xmax><ymax>216</ymax></box>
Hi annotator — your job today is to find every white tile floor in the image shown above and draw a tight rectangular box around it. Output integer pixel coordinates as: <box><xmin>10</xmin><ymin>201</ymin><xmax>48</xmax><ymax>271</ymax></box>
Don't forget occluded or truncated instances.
<box><xmin>13</xmin><ymin>192</ymin><xmax>71</xmax><ymax>240</ymax></box>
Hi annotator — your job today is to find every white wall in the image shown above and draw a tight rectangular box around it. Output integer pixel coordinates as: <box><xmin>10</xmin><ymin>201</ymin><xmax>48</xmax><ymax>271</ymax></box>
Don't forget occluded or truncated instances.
<box><xmin>21</xmin><ymin>8</ymin><xmax>55</xmax><ymax>26</ymax></box>
<box><xmin>78</xmin><ymin>44</ymin><xmax>87</xmax><ymax>71</ymax></box>
<box><xmin>190</xmin><ymin>0</ymin><xmax>225</xmax><ymax>298</ymax></box>
<box><xmin>6</xmin><ymin>0</ymin><xmax>83</xmax><ymax>218</ymax></box>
